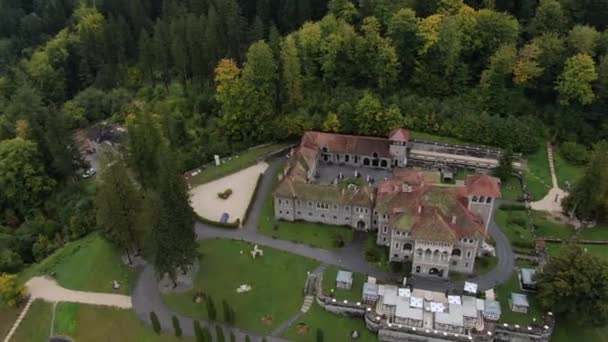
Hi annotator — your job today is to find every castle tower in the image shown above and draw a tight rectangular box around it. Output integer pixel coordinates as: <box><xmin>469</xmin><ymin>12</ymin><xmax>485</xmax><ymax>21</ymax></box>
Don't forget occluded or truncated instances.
<box><xmin>465</xmin><ymin>175</ymin><xmax>502</xmax><ymax>234</ymax></box>
<box><xmin>388</xmin><ymin>128</ymin><xmax>410</xmax><ymax>168</ymax></box>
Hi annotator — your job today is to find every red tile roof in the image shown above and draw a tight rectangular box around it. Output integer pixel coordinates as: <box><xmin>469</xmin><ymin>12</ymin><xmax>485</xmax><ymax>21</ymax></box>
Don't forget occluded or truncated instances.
<box><xmin>388</xmin><ymin>128</ymin><xmax>411</xmax><ymax>142</ymax></box>
<box><xmin>465</xmin><ymin>175</ymin><xmax>502</xmax><ymax>198</ymax></box>
<box><xmin>301</xmin><ymin>131</ymin><xmax>393</xmax><ymax>158</ymax></box>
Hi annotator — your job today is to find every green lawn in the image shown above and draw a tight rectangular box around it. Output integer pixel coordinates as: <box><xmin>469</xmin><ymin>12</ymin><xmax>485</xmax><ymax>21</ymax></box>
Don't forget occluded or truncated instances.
<box><xmin>322</xmin><ymin>266</ymin><xmax>365</xmax><ymax>303</ymax></box>
<box><xmin>281</xmin><ymin>303</ymin><xmax>378</xmax><ymax>342</ymax></box>
<box><xmin>552</xmin><ymin>320</ymin><xmax>608</xmax><ymax>342</ymax></box>
<box><xmin>12</xmin><ymin>300</ymin><xmax>53</xmax><ymax>342</ymax></box>
<box><xmin>54</xmin><ymin>302</ymin><xmax>192</xmax><ymax>341</ymax></box>
<box><xmin>162</xmin><ymin>239</ymin><xmax>319</xmax><ymax>333</ymax></box>
<box><xmin>187</xmin><ymin>143</ymin><xmax>291</xmax><ymax>186</ymax></box>
<box><xmin>495</xmin><ymin>209</ymin><xmax>575</xmax><ymax>253</ymax></box>
<box><xmin>524</xmin><ymin>147</ymin><xmax>552</xmax><ymax>201</ymax></box>
<box><xmin>0</xmin><ymin>304</ymin><xmax>21</xmax><ymax>339</ymax></box>
<box><xmin>19</xmin><ymin>233</ymin><xmax>135</xmax><ymax>295</ymax></box>
<box><xmin>553</xmin><ymin>148</ymin><xmax>585</xmax><ymax>191</ymax></box>
<box><xmin>450</xmin><ymin>256</ymin><xmax>497</xmax><ymax>280</ymax></box>
<box><xmin>501</xmin><ymin>177</ymin><xmax>524</xmax><ymax>202</ymax></box>
<box><xmin>547</xmin><ymin>243</ymin><xmax>608</xmax><ymax>261</ymax></box>
<box><xmin>258</xmin><ymin>162</ymin><xmax>353</xmax><ymax>249</ymax></box>
<box><xmin>495</xmin><ymin>271</ymin><xmax>543</xmax><ymax>325</ymax></box>
<box><xmin>578</xmin><ymin>224</ymin><xmax>608</xmax><ymax>241</ymax></box>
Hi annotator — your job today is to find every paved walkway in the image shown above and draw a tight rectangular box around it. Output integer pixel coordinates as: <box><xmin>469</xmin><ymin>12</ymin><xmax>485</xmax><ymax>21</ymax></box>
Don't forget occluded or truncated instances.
<box><xmin>531</xmin><ymin>143</ymin><xmax>568</xmax><ymax>213</ymax></box>
<box><xmin>131</xmin><ymin>158</ymin><xmax>517</xmax><ymax>339</ymax></box>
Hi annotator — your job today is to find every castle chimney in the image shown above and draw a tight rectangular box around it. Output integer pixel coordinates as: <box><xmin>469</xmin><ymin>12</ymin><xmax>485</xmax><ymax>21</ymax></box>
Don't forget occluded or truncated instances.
<box><xmin>452</xmin><ymin>216</ymin><xmax>457</xmax><ymax>224</ymax></box>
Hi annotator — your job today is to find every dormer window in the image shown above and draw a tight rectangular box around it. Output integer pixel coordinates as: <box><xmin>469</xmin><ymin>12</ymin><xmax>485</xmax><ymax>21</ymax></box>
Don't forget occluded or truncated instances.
<box><xmin>373</xmin><ymin>152</ymin><xmax>378</xmax><ymax>158</ymax></box>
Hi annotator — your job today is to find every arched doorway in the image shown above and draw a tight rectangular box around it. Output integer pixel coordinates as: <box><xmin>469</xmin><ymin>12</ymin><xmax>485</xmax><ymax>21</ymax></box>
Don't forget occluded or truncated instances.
<box><xmin>363</xmin><ymin>158</ymin><xmax>370</xmax><ymax>166</ymax></box>
<box><xmin>429</xmin><ymin>268</ymin><xmax>439</xmax><ymax>275</ymax></box>
<box><xmin>356</xmin><ymin>220</ymin><xmax>366</xmax><ymax>230</ymax></box>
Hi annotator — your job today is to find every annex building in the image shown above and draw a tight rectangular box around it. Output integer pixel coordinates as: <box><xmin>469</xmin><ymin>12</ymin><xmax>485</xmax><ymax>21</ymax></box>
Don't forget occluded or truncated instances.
<box><xmin>273</xmin><ymin>129</ymin><xmax>502</xmax><ymax>278</ymax></box>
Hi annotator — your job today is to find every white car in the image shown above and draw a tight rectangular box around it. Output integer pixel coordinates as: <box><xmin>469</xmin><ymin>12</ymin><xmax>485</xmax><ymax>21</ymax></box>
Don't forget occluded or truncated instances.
<box><xmin>82</xmin><ymin>168</ymin><xmax>96</xmax><ymax>178</ymax></box>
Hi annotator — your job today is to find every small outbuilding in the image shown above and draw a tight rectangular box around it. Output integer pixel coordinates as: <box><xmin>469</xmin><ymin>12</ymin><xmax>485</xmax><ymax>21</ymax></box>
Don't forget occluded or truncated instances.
<box><xmin>362</xmin><ymin>282</ymin><xmax>379</xmax><ymax>304</ymax></box>
<box><xmin>484</xmin><ymin>300</ymin><xmax>502</xmax><ymax>321</ymax></box>
<box><xmin>336</xmin><ymin>270</ymin><xmax>353</xmax><ymax>290</ymax></box>
<box><xmin>519</xmin><ymin>268</ymin><xmax>537</xmax><ymax>291</ymax></box>
<box><xmin>510</xmin><ymin>293</ymin><xmax>530</xmax><ymax>313</ymax></box>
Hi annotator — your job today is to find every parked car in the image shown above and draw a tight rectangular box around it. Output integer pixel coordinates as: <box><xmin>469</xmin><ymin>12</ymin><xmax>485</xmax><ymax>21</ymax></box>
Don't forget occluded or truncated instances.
<box><xmin>82</xmin><ymin>168</ymin><xmax>96</xmax><ymax>178</ymax></box>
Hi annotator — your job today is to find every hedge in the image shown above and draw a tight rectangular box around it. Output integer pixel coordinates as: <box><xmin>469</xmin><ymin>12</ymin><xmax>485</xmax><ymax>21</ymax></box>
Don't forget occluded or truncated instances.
<box><xmin>196</xmin><ymin>214</ymin><xmax>241</xmax><ymax>229</ymax></box>
<box><xmin>499</xmin><ymin>203</ymin><xmax>527</xmax><ymax>211</ymax></box>
<box><xmin>242</xmin><ymin>173</ymin><xmax>264</xmax><ymax>226</ymax></box>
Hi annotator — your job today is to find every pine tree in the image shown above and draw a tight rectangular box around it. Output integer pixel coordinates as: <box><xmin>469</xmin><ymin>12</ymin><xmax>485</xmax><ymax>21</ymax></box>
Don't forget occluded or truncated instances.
<box><xmin>249</xmin><ymin>15</ymin><xmax>265</xmax><ymax>44</ymax></box>
<box><xmin>207</xmin><ymin>296</ymin><xmax>217</xmax><ymax>321</ymax></box>
<box><xmin>194</xmin><ymin>320</ymin><xmax>204</xmax><ymax>342</ymax></box>
<box><xmin>215</xmin><ymin>325</ymin><xmax>225</xmax><ymax>342</ymax></box>
<box><xmin>172</xmin><ymin>315</ymin><xmax>182</xmax><ymax>337</ymax></box>
<box><xmin>494</xmin><ymin>149</ymin><xmax>514</xmax><ymax>181</ymax></box>
<box><xmin>95</xmin><ymin>151</ymin><xmax>143</xmax><ymax>264</ymax></box>
<box><xmin>127</xmin><ymin>110</ymin><xmax>167</xmax><ymax>189</ymax></box>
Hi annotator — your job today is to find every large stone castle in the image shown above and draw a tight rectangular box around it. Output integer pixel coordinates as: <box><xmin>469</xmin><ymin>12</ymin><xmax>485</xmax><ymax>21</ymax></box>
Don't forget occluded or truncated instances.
<box><xmin>273</xmin><ymin>129</ymin><xmax>501</xmax><ymax>278</ymax></box>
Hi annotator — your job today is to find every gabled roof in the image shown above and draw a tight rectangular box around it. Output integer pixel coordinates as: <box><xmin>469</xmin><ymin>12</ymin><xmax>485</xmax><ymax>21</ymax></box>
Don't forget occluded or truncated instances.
<box><xmin>465</xmin><ymin>174</ymin><xmax>502</xmax><ymax>198</ymax></box>
<box><xmin>388</xmin><ymin>128</ymin><xmax>410</xmax><ymax>142</ymax></box>
<box><xmin>301</xmin><ymin>131</ymin><xmax>392</xmax><ymax>158</ymax></box>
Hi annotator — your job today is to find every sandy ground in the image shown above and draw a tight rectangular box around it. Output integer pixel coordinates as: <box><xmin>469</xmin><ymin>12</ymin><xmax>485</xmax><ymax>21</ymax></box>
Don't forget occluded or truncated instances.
<box><xmin>190</xmin><ymin>162</ymin><xmax>269</xmax><ymax>222</ymax></box>
<box><xmin>26</xmin><ymin>277</ymin><xmax>132</xmax><ymax>308</ymax></box>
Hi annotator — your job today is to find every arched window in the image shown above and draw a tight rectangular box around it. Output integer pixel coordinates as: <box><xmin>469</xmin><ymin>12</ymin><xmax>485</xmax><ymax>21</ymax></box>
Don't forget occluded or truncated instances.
<box><xmin>322</xmin><ymin>147</ymin><xmax>328</xmax><ymax>153</ymax></box>
<box><xmin>403</xmin><ymin>243</ymin><xmax>413</xmax><ymax>251</ymax></box>
<box><xmin>472</xmin><ymin>196</ymin><xmax>478</xmax><ymax>202</ymax></box>
<box><xmin>417</xmin><ymin>248</ymin><xmax>423</xmax><ymax>257</ymax></box>
<box><xmin>452</xmin><ymin>249</ymin><xmax>462</xmax><ymax>256</ymax></box>
<box><xmin>479</xmin><ymin>196</ymin><xmax>485</xmax><ymax>203</ymax></box>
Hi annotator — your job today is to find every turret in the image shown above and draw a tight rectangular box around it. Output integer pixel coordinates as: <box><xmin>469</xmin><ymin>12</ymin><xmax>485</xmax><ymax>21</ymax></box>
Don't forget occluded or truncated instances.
<box><xmin>388</xmin><ymin>128</ymin><xmax>410</xmax><ymax>167</ymax></box>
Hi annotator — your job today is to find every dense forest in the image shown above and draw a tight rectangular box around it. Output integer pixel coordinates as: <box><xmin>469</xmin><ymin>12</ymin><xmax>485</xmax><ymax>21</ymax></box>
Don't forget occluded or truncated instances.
<box><xmin>1</xmin><ymin>0</ymin><xmax>608</xmax><ymax>273</ymax></box>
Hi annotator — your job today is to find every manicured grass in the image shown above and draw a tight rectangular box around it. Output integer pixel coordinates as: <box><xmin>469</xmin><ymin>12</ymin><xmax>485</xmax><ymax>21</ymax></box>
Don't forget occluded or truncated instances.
<box><xmin>553</xmin><ymin>148</ymin><xmax>585</xmax><ymax>191</ymax></box>
<box><xmin>578</xmin><ymin>224</ymin><xmax>608</xmax><ymax>241</ymax></box>
<box><xmin>19</xmin><ymin>233</ymin><xmax>134</xmax><ymax>295</ymax></box>
<box><xmin>501</xmin><ymin>177</ymin><xmax>523</xmax><ymax>202</ymax></box>
<box><xmin>524</xmin><ymin>147</ymin><xmax>552</xmax><ymax>201</ymax></box>
<box><xmin>54</xmin><ymin>302</ymin><xmax>192</xmax><ymax>341</ymax></box>
<box><xmin>547</xmin><ymin>243</ymin><xmax>608</xmax><ymax>261</ymax></box>
<box><xmin>162</xmin><ymin>239</ymin><xmax>319</xmax><ymax>333</ymax></box>
<box><xmin>495</xmin><ymin>271</ymin><xmax>542</xmax><ymax>325</ymax></box>
<box><xmin>495</xmin><ymin>209</ymin><xmax>575</xmax><ymax>253</ymax></box>
<box><xmin>12</xmin><ymin>300</ymin><xmax>52</xmax><ymax>342</ymax></box>
<box><xmin>322</xmin><ymin>266</ymin><xmax>365</xmax><ymax>303</ymax></box>
<box><xmin>552</xmin><ymin>320</ymin><xmax>608</xmax><ymax>342</ymax></box>
<box><xmin>0</xmin><ymin>305</ymin><xmax>21</xmax><ymax>339</ymax></box>
<box><xmin>450</xmin><ymin>256</ymin><xmax>498</xmax><ymax>280</ymax></box>
<box><xmin>281</xmin><ymin>303</ymin><xmax>378</xmax><ymax>341</ymax></box>
<box><xmin>410</xmin><ymin>130</ymin><xmax>492</xmax><ymax>147</ymax></box>
<box><xmin>187</xmin><ymin>143</ymin><xmax>291</xmax><ymax>186</ymax></box>
<box><xmin>258</xmin><ymin>162</ymin><xmax>353</xmax><ymax>249</ymax></box>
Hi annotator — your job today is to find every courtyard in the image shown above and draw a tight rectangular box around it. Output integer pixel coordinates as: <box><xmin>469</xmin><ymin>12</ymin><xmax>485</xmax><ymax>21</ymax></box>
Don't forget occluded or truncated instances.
<box><xmin>314</xmin><ymin>163</ymin><xmax>393</xmax><ymax>187</ymax></box>
<box><xmin>189</xmin><ymin>162</ymin><xmax>268</xmax><ymax>222</ymax></box>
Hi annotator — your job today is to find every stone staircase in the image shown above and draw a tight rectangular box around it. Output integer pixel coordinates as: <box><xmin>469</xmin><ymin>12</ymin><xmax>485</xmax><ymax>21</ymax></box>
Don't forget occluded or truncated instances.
<box><xmin>300</xmin><ymin>295</ymin><xmax>314</xmax><ymax>313</ymax></box>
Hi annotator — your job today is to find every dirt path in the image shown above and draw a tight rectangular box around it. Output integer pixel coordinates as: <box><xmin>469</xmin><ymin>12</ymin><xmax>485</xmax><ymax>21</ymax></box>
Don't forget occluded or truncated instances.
<box><xmin>531</xmin><ymin>143</ymin><xmax>568</xmax><ymax>213</ymax></box>
<box><xmin>190</xmin><ymin>162</ymin><xmax>269</xmax><ymax>221</ymax></box>
<box><xmin>26</xmin><ymin>277</ymin><xmax>132</xmax><ymax>309</ymax></box>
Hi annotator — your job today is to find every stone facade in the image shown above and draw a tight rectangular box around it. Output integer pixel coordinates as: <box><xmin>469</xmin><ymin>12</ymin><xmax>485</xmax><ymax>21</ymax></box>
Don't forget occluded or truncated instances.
<box><xmin>274</xmin><ymin>129</ymin><xmax>502</xmax><ymax>278</ymax></box>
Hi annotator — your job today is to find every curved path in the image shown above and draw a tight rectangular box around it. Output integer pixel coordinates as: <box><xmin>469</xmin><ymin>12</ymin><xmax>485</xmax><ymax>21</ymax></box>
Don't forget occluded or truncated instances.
<box><xmin>132</xmin><ymin>158</ymin><xmax>516</xmax><ymax>339</ymax></box>
<box><xmin>26</xmin><ymin>277</ymin><xmax>132</xmax><ymax>308</ymax></box>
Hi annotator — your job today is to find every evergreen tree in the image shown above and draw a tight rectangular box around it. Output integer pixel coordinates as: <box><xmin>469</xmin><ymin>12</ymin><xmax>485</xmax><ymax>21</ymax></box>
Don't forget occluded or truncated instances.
<box><xmin>172</xmin><ymin>315</ymin><xmax>182</xmax><ymax>337</ymax></box>
<box><xmin>194</xmin><ymin>320</ymin><xmax>204</xmax><ymax>342</ymax></box>
<box><xmin>95</xmin><ymin>150</ymin><xmax>143</xmax><ymax>264</ymax></box>
<box><xmin>127</xmin><ymin>111</ymin><xmax>167</xmax><ymax>189</ymax></box>
<box><xmin>215</xmin><ymin>325</ymin><xmax>225</xmax><ymax>342</ymax></box>
<box><xmin>493</xmin><ymin>149</ymin><xmax>514</xmax><ymax>181</ymax></box>
<box><xmin>207</xmin><ymin>296</ymin><xmax>217</xmax><ymax>321</ymax></box>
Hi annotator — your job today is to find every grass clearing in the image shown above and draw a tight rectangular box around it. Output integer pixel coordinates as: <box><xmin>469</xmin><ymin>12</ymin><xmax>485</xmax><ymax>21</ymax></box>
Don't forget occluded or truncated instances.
<box><xmin>53</xmin><ymin>302</ymin><xmax>192</xmax><ymax>341</ymax></box>
<box><xmin>187</xmin><ymin>143</ymin><xmax>290</xmax><ymax>186</ymax></box>
<box><xmin>495</xmin><ymin>271</ymin><xmax>542</xmax><ymax>325</ymax></box>
<box><xmin>12</xmin><ymin>300</ymin><xmax>52</xmax><ymax>342</ymax></box>
<box><xmin>258</xmin><ymin>162</ymin><xmax>353</xmax><ymax>249</ymax></box>
<box><xmin>19</xmin><ymin>233</ymin><xmax>134</xmax><ymax>295</ymax></box>
<box><xmin>0</xmin><ymin>305</ymin><xmax>21</xmax><ymax>339</ymax></box>
<box><xmin>501</xmin><ymin>177</ymin><xmax>523</xmax><ymax>202</ymax></box>
<box><xmin>553</xmin><ymin>148</ymin><xmax>585</xmax><ymax>191</ymax></box>
<box><xmin>547</xmin><ymin>243</ymin><xmax>608</xmax><ymax>261</ymax></box>
<box><xmin>578</xmin><ymin>224</ymin><xmax>608</xmax><ymax>241</ymax></box>
<box><xmin>495</xmin><ymin>209</ymin><xmax>575</xmax><ymax>253</ymax></box>
<box><xmin>162</xmin><ymin>239</ymin><xmax>319</xmax><ymax>333</ymax></box>
<box><xmin>281</xmin><ymin>303</ymin><xmax>378</xmax><ymax>341</ymax></box>
<box><xmin>524</xmin><ymin>147</ymin><xmax>552</xmax><ymax>201</ymax></box>
<box><xmin>322</xmin><ymin>266</ymin><xmax>365</xmax><ymax>303</ymax></box>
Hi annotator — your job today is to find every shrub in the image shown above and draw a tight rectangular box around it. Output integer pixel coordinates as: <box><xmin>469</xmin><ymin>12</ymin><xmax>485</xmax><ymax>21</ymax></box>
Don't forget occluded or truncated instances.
<box><xmin>149</xmin><ymin>311</ymin><xmax>161</xmax><ymax>334</ymax></box>
<box><xmin>0</xmin><ymin>273</ymin><xmax>23</xmax><ymax>307</ymax></box>
<box><xmin>245</xmin><ymin>335</ymin><xmax>252</xmax><ymax>342</ymax></box>
<box><xmin>194</xmin><ymin>320</ymin><xmax>204</xmax><ymax>342</ymax></box>
<box><xmin>560</xmin><ymin>142</ymin><xmax>588</xmax><ymax>165</ymax></box>
<box><xmin>207</xmin><ymin>297</ymin><xmax>217</xmax><ymax>321</ymax></box>
<box><xmin>215</xmin><ymin>325</ymin><xmax>225</xmax><ymax>342</ymax></box>
<box><xmin>222</xmin><ymin>300</ymin><xmax>233</xmax><ymax>323</ymax></box>
<box><xmin>499</xmin><ymin>204</ymin><xmax>526</xmax><ymax>211</ymax></box>
<box><xmin>230</xmin><ymin>332</ymin><xmax>236</xmax><ymax>342</ymax></box>
<box><xmin>203</xmin><ymin>326</ymin><xmax>213</xmax><ymax>342</ymax></box>
<box><xmin>316</xmin><ymin>328</ymin><xmax>324</xmax><ymax>342</ymax></box>
<box><xmin>217</xmin><ymin>189</ymin><xmax>233</xmax><ymax>199</ymax></box>
<box><xmin>332</xmin><ymin>234</ymin><xmax>345</xmax><ymax>248</ymax></box>
<box><xmin>172</xmin><ymin>315</ymin><xmax>182</xmax><ymax>337</ymax></box>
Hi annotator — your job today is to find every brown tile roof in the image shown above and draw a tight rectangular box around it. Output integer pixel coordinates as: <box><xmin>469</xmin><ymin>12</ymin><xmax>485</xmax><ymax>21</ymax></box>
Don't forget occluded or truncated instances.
<box><xmin>465</xmin><ymin>174</ymin><xmax>502</xmax><ymax>198</ymax></box>
<box><xmin>301</xmin><ymin>131</ymin><xmax>393</xmax><ymax>158</ymax></box>
<box><xmin>388</xmin><ymin>128</ymin><xmax>411</xmax><ymax>142</ymax></box>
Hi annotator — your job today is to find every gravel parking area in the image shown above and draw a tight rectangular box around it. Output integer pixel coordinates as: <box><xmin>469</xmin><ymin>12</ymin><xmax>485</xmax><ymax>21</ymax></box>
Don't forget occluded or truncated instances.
<box><xmin>189</xmin><ymin>162</ymin><xmax>269</xmax><ymax>222</ymax></box>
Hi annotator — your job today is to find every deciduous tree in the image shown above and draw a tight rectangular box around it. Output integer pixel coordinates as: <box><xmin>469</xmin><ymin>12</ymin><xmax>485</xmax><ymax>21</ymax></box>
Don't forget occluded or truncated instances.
<box><xmin>556</xmin><ymin>53</ymin><xmax>598</xmax><ymax>105</ymax></box>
